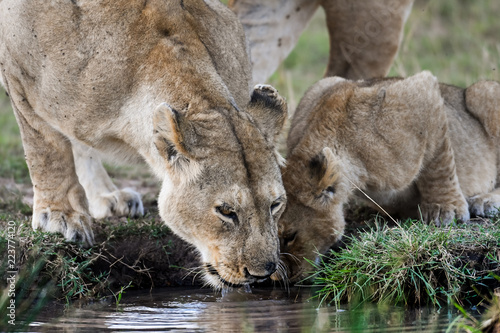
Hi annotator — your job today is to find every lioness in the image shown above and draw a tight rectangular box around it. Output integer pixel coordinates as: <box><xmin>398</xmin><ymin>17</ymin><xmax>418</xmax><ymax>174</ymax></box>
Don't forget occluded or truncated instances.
<box><xmin>277</xmin><ymin>71</ymin><xmax>500</xmax><ymax>281</ymax></box>
<box><xmin>0</xmin><ymin>0</ymin><xmax>288</xmax><ymax>289</ymax></box>
<box><xmin>229</xmin><ymin>0</ymin><xmax>414</xmax><ymax>84</ymax></box>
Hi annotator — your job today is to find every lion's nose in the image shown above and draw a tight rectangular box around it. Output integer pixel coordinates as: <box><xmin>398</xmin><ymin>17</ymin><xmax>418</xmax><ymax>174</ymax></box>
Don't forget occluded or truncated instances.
<box><xmin>265</xmin><ymin>261</ymin><xmax>277</xmax><ymax>274</ymax></box>
<box><xmin>244</xmin><ymin>262</ymin><xmax>277</xmax><ymax>279</ymax></box>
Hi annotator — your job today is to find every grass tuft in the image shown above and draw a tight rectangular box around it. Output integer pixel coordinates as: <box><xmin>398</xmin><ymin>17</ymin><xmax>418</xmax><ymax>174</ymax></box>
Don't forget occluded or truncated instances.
<box><xmin>312</xmin><ymin>217</ymin><xmax>500</xmax><ymax>308</ymax></box>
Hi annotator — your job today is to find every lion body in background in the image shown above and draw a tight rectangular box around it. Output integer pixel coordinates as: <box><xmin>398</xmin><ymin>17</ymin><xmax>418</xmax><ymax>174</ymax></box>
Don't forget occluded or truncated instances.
<box><xmin>229</xmin><ymin>0</ymin><xmax>414</xmax><ymax>84</ymax></box>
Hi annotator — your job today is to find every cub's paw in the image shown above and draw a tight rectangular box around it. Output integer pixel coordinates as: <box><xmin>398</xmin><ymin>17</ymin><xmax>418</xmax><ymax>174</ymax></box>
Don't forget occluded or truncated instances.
<box><xmin>468</xmin><ymin>193</ymin><xmax>500</xmax><ymax>217</ymax></box>
<box><xmin>420</xmin><ymin>202</ymin><xmax>470</xmax><ymax>226</ymax></box>
<box><xmin>251</xmin><ymin>84</ymin><xmax>286</xmax><ymax>108</ymax></box>
<box><xmin>34</xmin><ymin>209</ymin><xmax>94</xmax><ymax>247</ymax></box>
<box><xmin>90</xmin><ymin>188</ymin><xmax>144</xmax><ymax>220</ymax></box>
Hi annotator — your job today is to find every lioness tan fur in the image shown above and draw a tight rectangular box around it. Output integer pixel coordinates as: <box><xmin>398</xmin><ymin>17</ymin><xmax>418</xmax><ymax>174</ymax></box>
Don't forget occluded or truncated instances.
<box><xmin>0</xmin><ymin>0</ymin><xmax>289</xmax><ymax>289</ymax></box>
<box><xmin>229</xmin><ymin>0</ymin><xmax>414</xmax><ymax>84</ymax></box>
<box><xmin>277</xmin><ymin>71</ymin><xmax>500</xmax><ymax>281</ymax></box>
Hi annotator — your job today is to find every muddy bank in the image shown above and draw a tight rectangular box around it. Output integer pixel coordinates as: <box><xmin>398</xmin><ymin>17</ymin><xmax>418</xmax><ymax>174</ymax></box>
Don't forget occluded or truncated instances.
<box><xmin>3</xmin><ymin>212</ymin><xmax>203</xmax><ymax>297</ymax></box>
<box><xmin>91</xmin><ymin>214</ymin><xmax>202</xmax><ymax>289</ymax></box>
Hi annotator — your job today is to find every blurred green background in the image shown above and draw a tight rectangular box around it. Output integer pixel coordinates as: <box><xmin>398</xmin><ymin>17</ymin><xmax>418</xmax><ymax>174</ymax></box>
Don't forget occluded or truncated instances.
<box><xmin>267</xmin><ymin>0</ymin><xmax>500</xmax><ymax>109</ymax></box>
<box><xmin>0</xmin><ymin>0</ymin><xmax>499</xmax><ymax>183</ymax></box>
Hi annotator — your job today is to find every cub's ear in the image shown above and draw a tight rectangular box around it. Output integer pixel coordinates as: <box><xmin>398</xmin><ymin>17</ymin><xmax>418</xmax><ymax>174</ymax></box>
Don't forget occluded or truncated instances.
<box><xmin>247</xmin><ymin>84</ymin><xmax>288</xmax><ymax>143</ymax></box>
<box><xmin>153</xmin><ymin>103</ymin><xmax>201</xmax><ymax>179</ymax></box>
<box><xmin>309</xmin><ymin>147</ymin><xmax>341</xmax><ymax>198</ymax></box>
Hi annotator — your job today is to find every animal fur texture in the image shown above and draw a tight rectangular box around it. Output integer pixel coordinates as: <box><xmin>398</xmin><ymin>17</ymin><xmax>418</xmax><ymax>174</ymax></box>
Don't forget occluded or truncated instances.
<box><xmin>276</xmin><ymin>71</ymin><xmax>500</xmax><ymax>281</ymax></box>
<box><xmin>0</xmin><ymin>0</ymin><xmax>288</xmax><ymax>289</ymax></box>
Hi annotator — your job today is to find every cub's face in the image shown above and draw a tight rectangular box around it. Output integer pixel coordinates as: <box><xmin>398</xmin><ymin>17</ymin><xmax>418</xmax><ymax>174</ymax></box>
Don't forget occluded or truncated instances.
<box><xmin>155</xmin><ymin>86</ymin><xmax>288</xmax><ymax>289</ymax></box>
<box><xmin>274</xmin><ymin>147</ymin><xmax>347</xmax><ymax>282</ymax></box>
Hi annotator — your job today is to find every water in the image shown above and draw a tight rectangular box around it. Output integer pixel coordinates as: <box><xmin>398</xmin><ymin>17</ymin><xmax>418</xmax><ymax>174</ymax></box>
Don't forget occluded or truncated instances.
<box><xmin>28</xmin><ymin>287</ymin><xmax>469</xmax><ymax>332</ymax></box>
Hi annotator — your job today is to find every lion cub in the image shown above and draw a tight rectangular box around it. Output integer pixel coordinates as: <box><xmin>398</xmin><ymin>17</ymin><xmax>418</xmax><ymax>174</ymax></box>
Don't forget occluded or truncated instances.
<box><xmin>277</xmin><ymin>71</ymin><xmax>500</xmax><ymax>281</ymax></box>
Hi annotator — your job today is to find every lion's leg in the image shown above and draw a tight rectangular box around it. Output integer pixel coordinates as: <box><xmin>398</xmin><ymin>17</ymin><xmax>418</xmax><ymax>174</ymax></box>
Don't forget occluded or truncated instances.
<box><xmin>229</xmin><ymin>0</ymin><xmax>320</xmax><ymax>84</ymax></box>
<box><xmin>9</xmin><ymin>95</ymin><xmax>94</xmax><ymax>245</ymax></box>
<box><xmin>72</xmin><ymin>141</ymin><xmax>144</xmax><ymax>219</ymax></box>
<box><xmin>416</xmin><ymin>136</ymin><xmax>470</xmax><ymax>226</ymax></box>
<box><xmin>322</xmin><ymin>0</ymin><xmax>414</xmax><ymax>79</ymax></box>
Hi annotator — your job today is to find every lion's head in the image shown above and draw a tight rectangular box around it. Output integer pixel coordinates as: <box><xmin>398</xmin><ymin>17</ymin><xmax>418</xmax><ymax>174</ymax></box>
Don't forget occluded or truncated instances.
<box><xmin>275</xmin><ymin>146</ymin><xmax>347</xmax><ymax>282</ymax></box>
<box><xmin>154</xmin><ymin>85</ymin><xmax>288</xmax><ymax>289</ymax></box>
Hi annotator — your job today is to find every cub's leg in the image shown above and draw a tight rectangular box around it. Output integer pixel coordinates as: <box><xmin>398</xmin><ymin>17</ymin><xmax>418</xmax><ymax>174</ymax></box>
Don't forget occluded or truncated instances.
<box><xmin>229</xmin><ymin>0</ymin><xmax>320</xmax><ymax>84</ymax></box>
<box><xmin>9</xmin><ymin>94</ymin><xmax>94</xmax><ymax>246</ymax></box>
<box><xmin>72</xmin><ymin>142</ymin><xmax>144</xmax><ymax>220</ymax></box>
<box><xmin>416</xmin><ymin>135</ymin><xmax>470</xmax><ymax>226</ymax></box>
<box><xmin>322</xmin><ymin>0</ymin><xmax>414</xmax><ymax>79</ymax></box>
<box><xmin>463</xmin><ymin>80</ymin><xmax>500</xmax><ymax>217</ymax></box>
<box><xmin>468</xmin><ymin>189</ymin><xmax>500</xmax><ymax>217</ymax></box>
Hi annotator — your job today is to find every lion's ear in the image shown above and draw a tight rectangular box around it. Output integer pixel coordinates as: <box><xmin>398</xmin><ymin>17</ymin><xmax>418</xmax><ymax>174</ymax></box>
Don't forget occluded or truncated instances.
<box><xmin>153</xmin><ymin>103</ymin><xmax>201</xmax><ymax>179</ymax></box>
<box><xmin>247</xmin><ymin>84</ymin><xmax>288</xmax><ymax>143</ymax></box>
<box><xmin>309</xmin><ymin>147</ymin><xmax>341</xmax><ymax>198</ymax></box>
<box><xmin>153</xmin><ymin>103</ymin><xmax>187</xmax><ymax>160</ymax></box>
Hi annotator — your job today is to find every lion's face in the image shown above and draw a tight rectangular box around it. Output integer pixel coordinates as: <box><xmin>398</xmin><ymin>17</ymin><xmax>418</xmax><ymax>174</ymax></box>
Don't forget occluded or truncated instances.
<box><xmin>276</xmin><ymin>194</ymin><xmax>344</xmax><ymax>282</ymax></box>
<box><xmin>273</xmin><ymin>147</ymin><xmax>347</xmax><ymax>282</ymax></box>
<box><xmin>155</xmin><ymin>86</ymin><xmax>288</xmax><ymax>289</ymax></box>
<box><xmin>160</xmin><ymin>157</ymin><xmax>286</xmax><ymax>289</ymax></box>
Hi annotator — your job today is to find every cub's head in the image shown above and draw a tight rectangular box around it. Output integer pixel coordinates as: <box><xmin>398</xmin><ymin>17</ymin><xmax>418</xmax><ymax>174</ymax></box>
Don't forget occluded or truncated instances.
<box><xmin>153</xmin><ymin>85</ymin><xmax>287</xmax><ymax>289</ymax></box>
<box><xmin>276</xmin><ymin>147</ymin><xmax>348</xmax><ymax>283</ymax></box>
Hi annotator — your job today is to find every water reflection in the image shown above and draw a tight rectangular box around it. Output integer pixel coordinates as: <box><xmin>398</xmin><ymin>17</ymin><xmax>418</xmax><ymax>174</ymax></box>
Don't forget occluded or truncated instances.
<box><xmin>31</xmin><ymin>286</ymin><xmax>467</xmax><ymax>332</ymax></box>
<box><xmin>104</xmin><ymin>288</ymin><xmax>315</xmax><ymax>332</ymax></box>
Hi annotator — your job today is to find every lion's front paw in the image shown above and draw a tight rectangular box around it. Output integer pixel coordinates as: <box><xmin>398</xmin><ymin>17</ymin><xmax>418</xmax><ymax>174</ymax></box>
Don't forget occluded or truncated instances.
<box><xmin>468</xmin><ymin>193</ymin><xmax>500</xmax><ymax>217</ymax></box>
<box><xmin>90</xmin><ymin>188</ymin><xmax>144</xmax><ymax>219</ymax></box>
<box><xmin>252</xmin><ymin>84</ymin><xmax>286</xmax><ymax>108</ymax></box>
<box><xmin>34</xmin><ymin>209</ymin><xmax>94</xmax><ymax>246</ymax></box>
<box><xmin>420</xmin><ymin>202</ymin><xmax>470</xmax><ymax>226</ymax></box>
<box><xmin>254</xmin><ymin>84</ymin><xmax>279</xmax><ymax>98</ymax></box>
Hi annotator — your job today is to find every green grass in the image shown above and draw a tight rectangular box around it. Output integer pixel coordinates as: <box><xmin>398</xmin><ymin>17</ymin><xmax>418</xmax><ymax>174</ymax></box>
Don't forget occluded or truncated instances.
<box><xmin>390</xmin><ymin>0</ymin><xmax>500</xmax><ymax>86</ymax></box>
<box><xmin>447</xmin><ymin>293</ymin><xmax>500</xmax><ymax>332</ymax></box>
<box><xmin>311</xmin><ymin>217</ymin><xmax>500</xmax><ymax>308</ymax></box>
<box><xmin>0</xmin><ymin>254</ymin><xmax>54</xmax><ymax>331</ymax></box>
<box><xmin>0</xmin><ymin>95</ymin><xmax>29</xmax><ymax>183</ymax></box>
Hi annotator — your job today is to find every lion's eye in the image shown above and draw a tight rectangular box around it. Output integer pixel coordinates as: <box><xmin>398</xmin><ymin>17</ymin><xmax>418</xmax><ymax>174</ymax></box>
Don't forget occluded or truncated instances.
<box><xmin>270</xmin><ymin>196</ymin><xmax>286</xmax><ymax>216</ymax></box>
<box><xmin>321</xmin><ymin>185</ymin><xmax>335</xmax><ymax>199</ymax></box>
<box><xmin>325</xmin><ymin>186</ymin><xmax>335</xmax><ymax>194</ymax></box>
<box><xmin>282</xmin><ymin>231</ymin><xmax>297</xmax><ymax>248</ymax></box>
<box><xmin>215</xmin><ymin>204</ymin><xmax>238</xmax><ymax>225</ymax></box>
<box><xmin>270</xmin><ymin>201</ymin><xmax>283</xmax><ymax>215</ymax></box>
